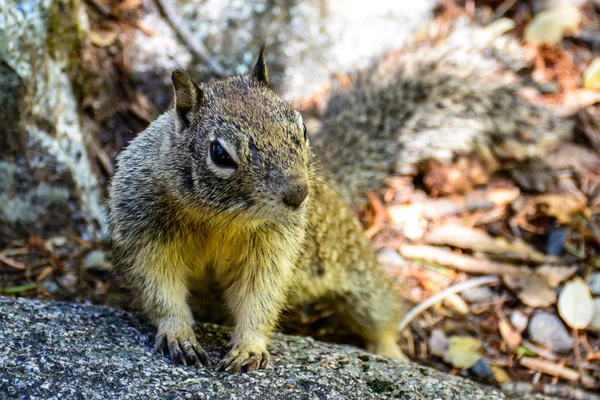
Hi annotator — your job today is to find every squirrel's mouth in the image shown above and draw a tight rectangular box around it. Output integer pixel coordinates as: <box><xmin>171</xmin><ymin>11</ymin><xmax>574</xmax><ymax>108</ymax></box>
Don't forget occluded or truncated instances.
<box><xmin>240</xmin><ymin>198</ymin><xmax>309</xmax><ymax>223</ymax></box>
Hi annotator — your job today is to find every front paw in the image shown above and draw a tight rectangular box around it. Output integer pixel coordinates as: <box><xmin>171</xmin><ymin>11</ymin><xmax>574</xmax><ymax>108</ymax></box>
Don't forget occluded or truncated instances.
<box><xmin>155</xmin><ymin>327</ymin><xmax>211</xmax><ymax>367</ymax></box>
<box><xmin>216</xmin><ymin>343</ymin><xmax>270</xmax><ymax>374</ymax></box>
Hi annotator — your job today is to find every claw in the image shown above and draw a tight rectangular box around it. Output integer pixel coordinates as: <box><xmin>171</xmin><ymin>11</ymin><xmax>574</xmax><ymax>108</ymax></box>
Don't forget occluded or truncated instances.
<box><xmin>155</xmin><ymin>334</ymin><xmax>167</xmax><ymax>355</ymax></box>
<box><xmin>155</xmin><ymin>329</ymin><xmax>210</xmax><ymax>367</ymax></box>
<box><xmin>193</xmin><ymin>342</ymin><xmax>212</xmax><ymax>365</ymax></box>
<box><xmin>216</xmin><ymin>346</ymin><xmax>270</xmax><ymax>373</ymax></box>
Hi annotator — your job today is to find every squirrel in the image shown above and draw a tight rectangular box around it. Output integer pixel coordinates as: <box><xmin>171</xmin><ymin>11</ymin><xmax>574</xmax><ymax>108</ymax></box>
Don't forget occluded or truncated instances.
<box><xmin>109</xmin><ymin>25</ymin><xmax>569</xmax><ymax>373</ymax></box>
<box><xmin>108</xmin><ymin>47</ymin><xmax>405</xmax><ymax>373</ymax></box>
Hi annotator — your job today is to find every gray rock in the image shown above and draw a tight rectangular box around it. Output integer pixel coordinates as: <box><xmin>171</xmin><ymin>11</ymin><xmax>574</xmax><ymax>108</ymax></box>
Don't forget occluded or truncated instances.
<box><xmin>130</xmin><ymin>0</ymin><xmax>436</xmax><ymax>102</ymax></box>
<box><xmin>510</xmin><ymin>310</ymin><xmax>529</xmax><ymax>334</ymax></box>
<box><xmin>0</xmin><ymin>0</ymin><xmax>105</xmax><ymax>243</ymax></box>
<box><xmin>461</xmin><ymin>286</ymin><xmax>495</xmax><ymax>303</ymax></box>
<box><xmin>528</xmin><ymin>311</ymin><xmax>574</xmax><ymax>354</ymax></box>
<box><xmin>587</xmin><ymin>272</ymin><xmax>600</xmax><ymax>296</ymax></box>
<box><xmin>0</xmin><ymin>296</ymin><xmax>509</xmax><ymax>399</ymax></box>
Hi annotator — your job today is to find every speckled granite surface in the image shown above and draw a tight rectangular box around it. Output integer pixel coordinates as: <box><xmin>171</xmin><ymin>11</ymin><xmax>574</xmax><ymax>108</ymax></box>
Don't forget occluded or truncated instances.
<box><xmin>0</xmin><ymin>296</ymin><xmax>511</xmax><ymax>399</ymax></box>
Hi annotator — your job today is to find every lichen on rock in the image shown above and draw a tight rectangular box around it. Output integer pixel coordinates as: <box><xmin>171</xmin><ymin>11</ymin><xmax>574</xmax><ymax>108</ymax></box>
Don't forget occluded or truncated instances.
<box><xmin>0</xmin><ymin>0</ymin><xmax>106</xmax><ymax>243</ymax></box>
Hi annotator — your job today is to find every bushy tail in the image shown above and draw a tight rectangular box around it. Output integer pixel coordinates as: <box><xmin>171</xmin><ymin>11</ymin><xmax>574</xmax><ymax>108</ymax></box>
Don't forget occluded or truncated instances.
<box><xmin>311</xmin><ymin>20</ymin><xmax>572</xmax><ymax>203</ymax></box>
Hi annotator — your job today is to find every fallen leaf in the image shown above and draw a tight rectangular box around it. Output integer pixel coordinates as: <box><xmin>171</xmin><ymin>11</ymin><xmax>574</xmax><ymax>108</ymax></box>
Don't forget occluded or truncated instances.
<box><xmin>558</xmin><ymin>277</ymin><xmax>594</xmax><ymax>329</ymax></box>
<box><xmin>387</xmin><ymin>203</ymin><xmax>426</xmax><ymax>225</ymax></box>
<box><xmin>516</xmin><ymin>344</ymin><xmax>537</xmax><ymax>357</ymax></box>
<box><xmin>443</xmin><ymin>294</ymin><xmax>470</xmax><ymax>315</ymax></box>
<box><xmin>583</xmin><ymin>57</ymin><xmax>600</xmax><ymax>90</ymax></box>
<box><xmin>550</xmin><ymin>90</ymin><xmax>600</xmax><ymax>118</ymax></box>
<box><xmin>503</xmin><ymin>272</ymin><xmax>557</xmax><ymax>307</ymax></box>
<box><xmin>499</xmin><ymin>319</ymin><xmax>522</xmax><ymax>350</ymax></box>
<box><xmin>2</xmin><ymin>283</ymin><xmax>38</xmax><ymax>294</ymax></box>
<box><xmin>89</xmin><ymin>30</ymin><xmax>118</xmax><ymax>48</ymax></box>
<box><xmin>536</xmin><ymin>265</ymin><xmax>578</xmax><ymax>288</ymax></box>
<box><xmin>482</xmin><ymin>18</ymin><xmax>515</xmax><ymax>39</ymax></box>
<box><xmin>487</xmin><ymin>187</ymin><xmax>520</xmax><ymax>206</ymax></box>
<box><xmin>491</xmin><ymin>366</ymin><xmax>511</xmax><ymax>383</ymax></box>
<box><xmin>525</xmin><ymin>194</ymin><xmax>591</xmax><ymax>224</ymax></box>
<box><xmin>424</xmin><ymin>225</ymin><xmax>549</xmax><ymax>263</ymax></box>
<box><xmin>443</xmin><ymin>336</ymin><xmax>482</xmax><ymax>369</ymax></box>
<box><xmin>528</xmin><ymin>311</ymin><xmax>573</xmax><ymax>353</ymax></box>
<box><xmin>524</xmin><ymin>5</ymin><xmax>581</xmax><ymax>45</ymax></box>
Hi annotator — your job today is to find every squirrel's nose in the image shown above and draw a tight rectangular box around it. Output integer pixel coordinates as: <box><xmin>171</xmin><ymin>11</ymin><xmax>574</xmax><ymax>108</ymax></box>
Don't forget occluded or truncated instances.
<box><xmin>282</xmin><ymin>182</ymin><xmax>308</xmax><ymax>209</ymax></box>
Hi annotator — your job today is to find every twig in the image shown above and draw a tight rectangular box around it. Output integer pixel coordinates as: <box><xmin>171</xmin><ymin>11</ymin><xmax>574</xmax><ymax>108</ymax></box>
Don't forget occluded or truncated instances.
<box><xmin>154</xmin><ymin>0</ymin><xmax>226</xmax><ymax>77</ymax></box>
<box><xmin>519</xmin><ymin>357</ymin><xmax>596</xmax><ymax>388</ymax></box>
<box><xmin>364</xmin><ymin>191</ymin><xmax>385</xmax><ymax>238</ymax></box>
<box><xmin>501</xmin><ymin>382</ymin><xmax>600</xmax><ymax>400</ymax></box>
<box><xmin>0</xmin><ymin>254</ymin><xmax>26</xmax><ymax>270</ymax></box>
<box><xmin>521</xmin><ymin>339</ymin><xmax>559</xmax><ymax>362</ymax></box>
<box><xmin>399</xmin><ymin>244</ymin><xmax>527</xmax><ymax>275</ymax></box>
<box><xmin>492</xmin><ymin>0</ymin><xmax>518</xmax><ymax>21</ymax></box>
<box><xmin>573</xmin><ymin>330</ymin><xmax>588</xmax><ymax>387</ymax></box>
<box><xmin>398</xmin><ymin>276</ymin><xmax>500</xmax><ymax>332</ymax></box>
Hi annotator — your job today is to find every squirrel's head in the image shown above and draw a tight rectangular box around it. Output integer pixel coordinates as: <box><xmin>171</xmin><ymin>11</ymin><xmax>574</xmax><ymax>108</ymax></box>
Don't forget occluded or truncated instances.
<box><xmin>169</xmin><ymin>47</ymin><xmax>313</xmax><ymax>223</ymax></box>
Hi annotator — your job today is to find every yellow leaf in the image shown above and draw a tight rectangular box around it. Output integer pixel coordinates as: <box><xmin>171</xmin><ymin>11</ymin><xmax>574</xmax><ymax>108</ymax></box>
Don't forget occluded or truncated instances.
<box><xmin>533</xmin><ymin>194</ymin><xmax>590</xmax><ymax>225</ymax></box>
<box><xmin>583</xmin><ymin>58</ymin><xmax>600</xmax><ymax>90</ymax></box>
<box><xmin>443</xmin><ymin>336</ymin><xmax>482</xmax><ymax>369</ymax></box>
<box><xmin>492</xmin><ymin>366</ymin><xmax>511</xmax><ymax>383</ymax></box>
<box><xmin>524</xmin><ymin>5</ymin><xmax>581</xmax><ymax>45</ymax></box>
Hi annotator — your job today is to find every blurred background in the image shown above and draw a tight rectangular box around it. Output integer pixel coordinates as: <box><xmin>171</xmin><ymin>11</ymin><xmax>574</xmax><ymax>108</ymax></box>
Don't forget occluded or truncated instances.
<box><xmin>1</xmin><ymin>0</ymin><xmax>600</xmax><ymax>392</ymax></box>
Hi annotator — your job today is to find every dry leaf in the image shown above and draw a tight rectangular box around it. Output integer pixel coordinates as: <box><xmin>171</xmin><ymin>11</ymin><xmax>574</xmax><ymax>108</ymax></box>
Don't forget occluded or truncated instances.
<box><xmin>443</xmin><ymin>336</ymin><xmax>482</xmax><ymax>369</ymax></box>
<box><xmin>536</xmin><ymin>265</ymin><xmax>578</xmax><ymax>288</ymax></box>
<box><xmin>387</xmin><ymin>203</ymin><xmax>425</xmax><ymax>225</ymax></box>
<box><xmin>424</xmin><ymin>225</ymin><xmax>549</xmax><ymax>263</ymax></box>
<box><xmin>491</xmin><ymin>366</ymin><xmax>511</xmax><ymax>383</ymax></box>
<box><xmin>558</xmin><ymin>277</ymin><xmax>594</xmax><ymax>329</ymax></box>
<box><xmin>524</xmin><ymin>5</ymin><xmax>581</xmax><ymax>45</ymax></box>
<box><xmin>551</xmin><ymin>90</ymin><xmax>600</xmax><ymax>117</ymax></box>
<box><xmin>583</xmin><ymin>58</ymin><xmax>600</xmax><ymax>90</ymax></box>
<box><xmin>443</xmin><ymin>294</ymin><xmax>470</xmax><ymax>315</ymax></box>
<box><xmin>487</xmin><ymin>187</ymin><xmax>520</xmax><ymax>206</ymax></box>
<box><xmin>89</xmin><ymin>30</ymin><xmax>118</xmax><ymax>48</ymax></box>
<box><xmin>503</xmin><ymin>272</ymin><xmax>557</xmax><ymax>307</ymax></box>
<box><xmin>482</xmin><ymin>18</ymin><xmax>515</xmax><ymax>39</ymax></box>
<box><xmin>499</xmin><ymin>319</ymin><xmax>522</xmax><ymax>350</ymax></box>
<box><xmin>528</xmin><ymin>194</ymin><xmax>590</xmax><ymax>224</ymax></box>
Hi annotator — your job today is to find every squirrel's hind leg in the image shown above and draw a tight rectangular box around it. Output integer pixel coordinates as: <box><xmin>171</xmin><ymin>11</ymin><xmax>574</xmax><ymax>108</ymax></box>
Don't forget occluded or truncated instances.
<box><xmin>332</xmin><ymin>272</ymin><xmax>408</xmax><ymax>361</ymax></box>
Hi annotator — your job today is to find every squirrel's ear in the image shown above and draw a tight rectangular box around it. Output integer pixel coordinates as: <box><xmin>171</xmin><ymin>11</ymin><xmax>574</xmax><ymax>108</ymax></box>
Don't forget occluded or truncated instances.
<box><xmin>251</xmin><ymin>45</ymin><xmax>269</xmax><ymax>86</ymax></box>
<box><xmin>171</xmin><ymin>70</ymin><xmax>205</xmax><ymax>125</ymax></box>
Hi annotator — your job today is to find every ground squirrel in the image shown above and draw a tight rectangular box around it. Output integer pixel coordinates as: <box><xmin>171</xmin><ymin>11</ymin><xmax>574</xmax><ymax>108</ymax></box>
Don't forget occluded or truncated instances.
<box><xmin>109</xmin><ymin>47</ymin><xmax>404</xmax><ymax>373</ymax></box>
<box><xmin>109</xmin><ymin>31</ymin><xmax>568</xmax><ymax>372</ymax></box>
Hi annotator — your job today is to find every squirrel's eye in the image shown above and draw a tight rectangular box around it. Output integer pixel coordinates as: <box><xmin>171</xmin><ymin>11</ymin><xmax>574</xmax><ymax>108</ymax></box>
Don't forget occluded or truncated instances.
<box><xmin>210</xmin><ymin>141</ymin><xmax>237</xmax><ymax>169</ymax></box>
<box><xmin>303</xmin><ymin>123</ymin><xmax>307</xmax><ymax>141</ymax></box>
